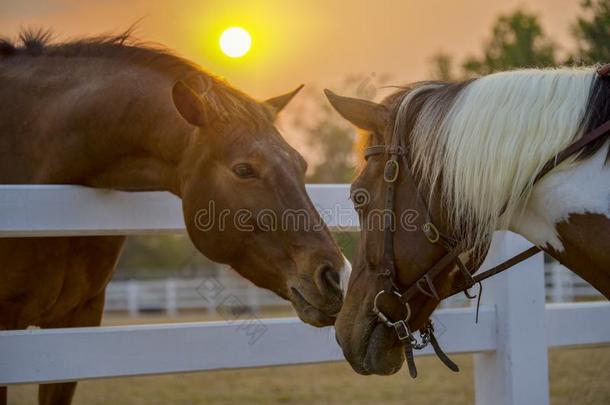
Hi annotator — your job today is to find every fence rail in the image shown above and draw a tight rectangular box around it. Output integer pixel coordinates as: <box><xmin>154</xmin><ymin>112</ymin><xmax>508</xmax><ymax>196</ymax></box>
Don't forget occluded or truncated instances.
<box><xmin>105</xmin><ymin>265</ymin><xmax>604</xmax><ymax>317</ymax></box>
<box><xmin>104</xmin><ymin>275</ymin><xmax>287</xmax><ymax>316</ymax></box>
<box><xmin>0</xmin><ymin>184</ymin><xmax>357</xmax><ymax>237</ymax></box>
<box><xmin>0</xmin><ymin>185</ymin><xmax>608</xmax><ymax>405</ymax></box>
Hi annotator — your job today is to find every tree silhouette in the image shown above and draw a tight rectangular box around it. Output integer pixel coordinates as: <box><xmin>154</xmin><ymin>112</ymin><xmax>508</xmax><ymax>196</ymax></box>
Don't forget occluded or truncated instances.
<box><xmin>429</xmin><ymin>52</ymin><xmax>455</xmax><ymax>81</ymax></box>
<box><xmin>571</xmin><ymin>0</ymin><xmax>610</xmax><ymax>64</ymax></box>
<box><xmin>462</xmin><ymin>10</ymin><xmax>557</xmax><ymax>76</ymax></box>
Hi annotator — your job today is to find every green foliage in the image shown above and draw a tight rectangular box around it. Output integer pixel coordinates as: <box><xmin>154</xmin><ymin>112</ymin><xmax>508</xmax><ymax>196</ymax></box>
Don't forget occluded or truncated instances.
<box><xmin>296</xmin><ymin>74</ymin><xmax>392</xmax><ymax>183</ymax></box>
<box><xmin>571</xmin><ymin>0</ymin><xmax>610</xmax><ymax>64</ymax></box>
<box><xmin>462</xmin><ymin>10</ymin><xmax>557</xmax><ymax>76</ymax></box>
<box><xmin>432</xmin><ymin>2</ymin><xmax>610</xmax><ymax>79</ymax></box>
<box><xmin>115</xmin><ymin>235</ymin><xmax>219</xmax><ymax>279</ymax></box>
<box><xmin>333</xmin><ymin>232</ymin><xmax>360</xmax><ymax>262</ymax></box>
<box><xmin>303</xmin><ymin>101</ymin><xmax>356</xmax><ymax>183</ymax></box>
<box><xmin>429</xmin><ymin>52</ymin><xmax>455</xmax><ymax>81</ymax></box>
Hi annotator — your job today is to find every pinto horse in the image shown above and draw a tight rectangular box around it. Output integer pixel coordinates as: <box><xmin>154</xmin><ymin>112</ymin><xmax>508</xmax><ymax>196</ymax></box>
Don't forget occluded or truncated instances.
<box><xmin>326</xmin><ymin>67</ymin><xmax>610</xmax><ymax>376</ymax></box>
<box><xmin>0</xmin><ymin>31</ymin><xmax>348</xmax><ymax>404</ymax></box>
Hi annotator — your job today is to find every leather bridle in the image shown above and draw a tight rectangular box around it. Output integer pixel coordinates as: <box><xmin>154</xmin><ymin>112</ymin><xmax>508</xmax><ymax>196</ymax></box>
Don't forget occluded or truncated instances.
<box><xmin>362</xmin><ymin>65</ymin><xmax>610</xmax><ymax>378</ymax></box>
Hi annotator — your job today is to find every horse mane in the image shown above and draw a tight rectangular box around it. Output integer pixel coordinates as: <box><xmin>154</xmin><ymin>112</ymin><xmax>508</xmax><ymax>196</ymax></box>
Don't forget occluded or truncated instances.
<box><xmin>354</xmin><ymin>85</ymin><xmax>418</xmax><ymax>168</ymax></box>
<box><xmin>389</xmin><ymin>67</ymin><xmax>605</xmax><ymax>249</ymax></box>
<box><xmin>0</xmin><ymin>28</ymin><xmax>273</xmax><ymax>127</ymax></box>
<box><xmin>354</xmin><ymin>129</ymin><xmax>371</xmax><ymax>172</ymax></box>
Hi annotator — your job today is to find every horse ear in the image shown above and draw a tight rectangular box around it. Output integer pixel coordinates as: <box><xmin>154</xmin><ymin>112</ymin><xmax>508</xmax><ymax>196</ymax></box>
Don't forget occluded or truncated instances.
<box><xmin>264</xmin><ymin>85</ymin><xmax>304</xmax><ymax>117</ymax></box>
<box><xmin>324</xmin><ymin>89</ymin><xmax>388</xmax><ymax>133</ymax></box>
<box><xmin>172</xmin><ymin>81</ymin><xmax>208</xmax><ymax>127</ymax></box>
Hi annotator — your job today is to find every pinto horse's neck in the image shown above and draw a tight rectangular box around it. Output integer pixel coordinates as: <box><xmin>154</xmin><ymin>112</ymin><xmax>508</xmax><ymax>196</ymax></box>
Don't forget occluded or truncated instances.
<box><xmin>0</xmin><ymin>60</ymin><xmax>195</xmax><ymax>196</ymax></box>
<box><xmin>510</xmin><ymin>143</ymin><xmax>610</xmax><ymax>298</ymax></box>
<box><xmin>507</xmin><ymin>70</ymin><xmax>610</xmax><ymax>299</ymax></box>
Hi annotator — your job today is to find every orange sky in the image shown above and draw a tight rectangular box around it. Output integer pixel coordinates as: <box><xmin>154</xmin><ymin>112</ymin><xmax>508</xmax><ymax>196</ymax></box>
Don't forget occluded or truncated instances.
<box><xmin>1</xmin><ymin>0</ymin><xmax>582</xmax><ymax>99</ymax></box>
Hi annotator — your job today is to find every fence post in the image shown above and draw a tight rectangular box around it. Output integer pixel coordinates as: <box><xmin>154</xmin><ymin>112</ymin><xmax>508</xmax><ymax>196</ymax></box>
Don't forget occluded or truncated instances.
<box><xmin>246</xmin><ymin>285</ymin><xmax>260</xmax><ymax>314</ymax></box>
<box><xmin>165</xmin><ymin>279</ymin><xmax>177</xmax><ymax>317</ymax></box>
<box><xmin>127</xmin><ymin>281</ymin><xmax>139</xmax><ymax>318</ymax></box>
<box><xmin>564</xmin><ymin>266</ymin><xmax>575</xmax><ymax>302</ymax></box>
<box><xmin>551</xmin><ymin>261</ymin><xmax>564</xmax><ymax>303</ymax></box>
<box><xmin>474</xmin><ymin>231</ymin><xmax>549</xmax><ymax>405</ymax></box>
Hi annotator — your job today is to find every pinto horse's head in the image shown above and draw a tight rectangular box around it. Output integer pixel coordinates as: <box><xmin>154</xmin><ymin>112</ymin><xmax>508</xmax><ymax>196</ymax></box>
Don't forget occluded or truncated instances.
<box><xmin>324</xmin><ymin>88</ymin><xmax>487</xmax><ymax>374</ymax></box>
<box><xmin>171</xmin><ymin>79</ymin><xmax>347</xmax><ymax>327</ymax></box>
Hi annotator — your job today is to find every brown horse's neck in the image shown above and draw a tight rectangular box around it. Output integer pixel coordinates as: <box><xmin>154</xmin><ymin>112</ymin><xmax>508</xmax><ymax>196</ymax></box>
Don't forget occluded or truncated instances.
<box><xmin>0</xmin><ymin>59</ymin><xmax>196</xmax><ymax>196</ymax></box>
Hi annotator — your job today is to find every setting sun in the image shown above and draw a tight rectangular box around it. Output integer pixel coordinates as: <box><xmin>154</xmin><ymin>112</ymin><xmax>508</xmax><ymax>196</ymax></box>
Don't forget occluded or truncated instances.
<box><xmin>219</xmin><ymin>27</ymin><xmax>251</xmax><ymax>58</ymax></box>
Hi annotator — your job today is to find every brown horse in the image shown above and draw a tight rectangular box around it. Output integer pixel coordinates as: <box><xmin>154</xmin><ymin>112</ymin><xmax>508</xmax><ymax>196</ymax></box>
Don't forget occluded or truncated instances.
<box><xmin>326</xmin><ymin>67</ymin><xmax>610</xmax><ymax>375</ymax></box>
<box><xmin>0</xmin><ymin>30</ymin><xmax>347</xmax><ymax>404</ymax></box>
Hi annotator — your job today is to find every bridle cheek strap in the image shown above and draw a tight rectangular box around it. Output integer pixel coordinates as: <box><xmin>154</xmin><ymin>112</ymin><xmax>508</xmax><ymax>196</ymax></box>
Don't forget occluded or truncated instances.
<box><xmin>368</xmin><ymin>122</ymin><xmax>464</xmax><ymax>377</ymax></box>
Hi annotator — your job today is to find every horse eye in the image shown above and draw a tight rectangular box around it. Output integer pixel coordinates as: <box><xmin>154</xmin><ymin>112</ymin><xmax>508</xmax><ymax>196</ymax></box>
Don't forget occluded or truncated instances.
<box><xmin>232</xmin><ymin>163</ymin><xmax>257</xmax><ymax>179</ymax></box>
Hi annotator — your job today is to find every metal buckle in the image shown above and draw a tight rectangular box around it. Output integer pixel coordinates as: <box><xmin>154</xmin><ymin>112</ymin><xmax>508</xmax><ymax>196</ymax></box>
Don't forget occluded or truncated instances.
<box><xmin>422</xmin><ymin>222</ymin><xmax>440</xmax><ymax>244</ymax></box>
<box><xmin>372</xmin><ymin>291</ymin><xmax>436</xmax><ymax>349</ymax></box>
<box><xmin>393</xmin><ymin>320</ymin><xmax>411</xmax><ymax>341</ymax></box>
<box><xmin>412</xmin><ymin>322</ymin><xmax>433</xmax><ymax>350</ymax></box>
<box><xmin>383</xmin><ymin>160</ymin><xmax>399</xmax><ymax>183</ymax></box>
<box><xmin>372</xmin><ymin>289</ymin><xmax>411</xmax><ymax>327</ymax></box>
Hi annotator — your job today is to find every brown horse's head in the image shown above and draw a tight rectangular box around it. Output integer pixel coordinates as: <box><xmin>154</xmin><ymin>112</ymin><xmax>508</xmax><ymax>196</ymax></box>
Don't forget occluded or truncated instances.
<box><xmin>171</xmin><ymin>80</ymin><xmax>347</xmax><ymax>327</ymax></box>
<box><xmin>324</xmin><ymin>88</ymin><xmax>486</xmax><ymax>374</ymax></box>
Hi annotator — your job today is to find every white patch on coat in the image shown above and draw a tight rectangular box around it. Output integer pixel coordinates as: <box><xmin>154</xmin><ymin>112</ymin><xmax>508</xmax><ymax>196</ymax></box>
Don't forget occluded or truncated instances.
<box><xmin>510</xmin><ymin>143</ymin><xmax>610</xmax><ymax>251</ymax></box>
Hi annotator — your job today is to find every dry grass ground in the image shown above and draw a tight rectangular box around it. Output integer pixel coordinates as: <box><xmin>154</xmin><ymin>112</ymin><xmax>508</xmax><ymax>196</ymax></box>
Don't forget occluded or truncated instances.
<box><xmin>8</xmin><ymin>313</ymin><xmax>610</xmax><ymax>405</ymax></box>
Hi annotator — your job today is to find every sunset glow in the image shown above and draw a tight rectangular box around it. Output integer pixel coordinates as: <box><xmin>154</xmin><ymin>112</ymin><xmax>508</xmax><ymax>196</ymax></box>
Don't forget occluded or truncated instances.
<box><xmin>219</xmin><ymin>27</ymin><xmax>251</xmax><ymax>58</ymax></box>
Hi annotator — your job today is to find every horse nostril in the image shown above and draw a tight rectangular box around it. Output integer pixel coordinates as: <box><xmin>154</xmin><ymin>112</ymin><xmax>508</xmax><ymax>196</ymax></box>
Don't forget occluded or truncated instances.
<box><xmin>315</xmin><ymin>262</ymin><xmax>342</xmax><ymax>295</ymax></box>
<box><xmin>325</xmin><ymin>268</ymin><xmax>341</xmax><ymax>291</ymax></box>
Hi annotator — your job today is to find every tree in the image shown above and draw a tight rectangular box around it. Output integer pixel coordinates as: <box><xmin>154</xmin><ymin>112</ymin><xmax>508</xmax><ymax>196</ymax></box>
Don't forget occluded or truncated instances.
<box><xmin>302</xmin><ymin>101</ymin><xmax>355</xmax><ymax>183</ymax></box>
<box><xmin>294</xmin><ymin>74</ymin><xmax>390</xmax><ymax>183</ymax></box>
<box><xmin>571</xmin><ymin>0</ymin><xmax>610</xmax><ymax>64</ymax></box>
<box><xmin>430</xmin><ymin>10</ymin><xmax>557</xmax><ymax>79</ymax></box>
<box><xmin>429</xmin><ymin>52</ymin><xmax>455</xmax><ymax>81</ymax></box>
<box><xmin>289</xmin><ymin>74</ymin><xmax>392</xmax><ymax>260</ymax></box>
<box><xmin>462</xmin><ymin>10</ymin><xmax>557</xmax><ymax>76</ymax></box>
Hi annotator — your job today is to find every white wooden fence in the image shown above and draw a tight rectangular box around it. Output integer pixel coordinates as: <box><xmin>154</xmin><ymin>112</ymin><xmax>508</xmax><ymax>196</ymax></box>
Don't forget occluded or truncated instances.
<box><xmin>104</xmin><ymin>264</ymin><xmax>603</xmax><ymax>317</ymax></box>
<box><xmin>103</xmin><ymin>262</ymin><xmax>602</xmax><ymax>317</ymax></box>
<box><xmin>0</xmin><ymin>184</ymin><xmax>609</xmax><ymax>405</ymax></box>
<box><xmin>545</xmin><ymin>262</ymin><xmax>602</xmax><ymax>302</ymax></box>
<box><xmin>104</xmin><ymin>275</ymin><xmax>287</xmax><ymax>317</ymax></box>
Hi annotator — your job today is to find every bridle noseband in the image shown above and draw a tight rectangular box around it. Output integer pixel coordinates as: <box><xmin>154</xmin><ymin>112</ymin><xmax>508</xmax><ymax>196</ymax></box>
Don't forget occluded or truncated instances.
<box><xmin>362</xmin><ymin>65</ymin><xmax>610</xmax><ymax>378</ymax></box>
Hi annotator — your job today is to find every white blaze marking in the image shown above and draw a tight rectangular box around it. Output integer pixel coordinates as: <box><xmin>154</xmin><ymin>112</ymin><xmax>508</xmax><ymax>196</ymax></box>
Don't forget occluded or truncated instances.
<box><xmin>340</xmin><ymin>255</ymin><xmax>353</xmax><ymax>296</ymax></box>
